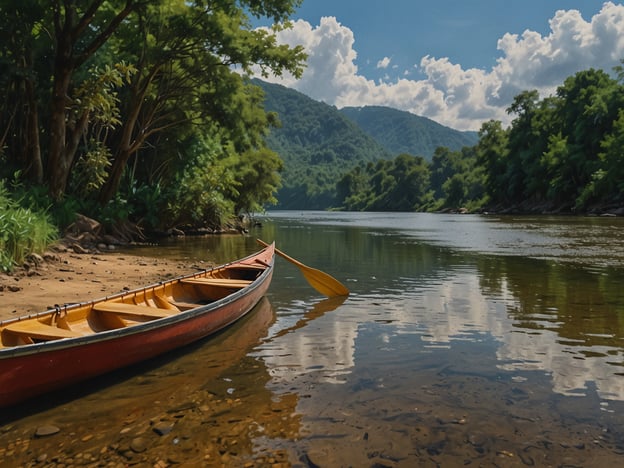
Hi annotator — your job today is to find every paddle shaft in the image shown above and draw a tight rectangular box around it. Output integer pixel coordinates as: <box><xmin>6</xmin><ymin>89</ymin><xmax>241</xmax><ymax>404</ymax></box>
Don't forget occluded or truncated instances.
<box><xmin>257</xmin><ymin>239</ymin><xmax>349</xmax><ymax>297</ymax></box>
<box><xmin>257</xmin><ymin>238</ymin><xmax>307</xmax><ymax>267</ymax></box>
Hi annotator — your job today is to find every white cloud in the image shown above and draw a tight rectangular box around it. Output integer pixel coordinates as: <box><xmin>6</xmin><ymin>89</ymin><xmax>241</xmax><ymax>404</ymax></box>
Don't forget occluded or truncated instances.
<box><xmin>377</xmin><ymin>56</ymin><xmax>391</xmax><ymax>69</ymax></box>
<box><xmin>255</xmin><ymin>2</ymin><xmax>624</xmax><ymax>131</ymax></box>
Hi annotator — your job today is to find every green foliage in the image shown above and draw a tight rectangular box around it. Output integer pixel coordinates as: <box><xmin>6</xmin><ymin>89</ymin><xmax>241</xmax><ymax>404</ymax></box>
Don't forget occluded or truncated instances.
<box><xmin>50</xmin><ymin>197</ymin><xmax>82</xmax><ymax>230</ymax></box>
<box><xmin>6</xmin><ymin>172</ymin><xmax>51</xmax><ymax>212</ymax></box>
<box><xmin>166</xmin><ymin>135</ymin><xmax>236</xmax><ymax>229</ymax></box>
<box><xmin>430</xmin><ymin>147</ymin><xmax>463</xmax><ymax>199</ymax></box>
<box><xmin>580</xmin><ymin>108</ymin><xmax>624</xmax><ymax>207</ymax></box>
<box><xmin>0</xmin><ymin>180</ymin><xmax>57</xmax><ymax>272</ymax></box>
<box><xmin>337</xmin><ymin>144</ymin><xmax>490</xmax><ymax>212</ymax></box>
<box><xmin>475</xmin><ymin>120</ymin><xmax>508</xmax><ymax>203</ymax></box>
<box><xmin>71</xmin><ymin>140</ymin><xmax>113</xmax><ymax>197</ymax></box>
<box><xmin>232</xmin><ymin>147</ymin><xmax>283</xmax><ymax>214</ymax></box>
<box><xmin>473</xmin><ymin>66</ymin><xmax>624</xmax><ymax>212</ymax></box>
<box><xmin>75</xmin><ymin>178</ymin><xmax>166</xmax><ymax>231</ymax></box>
<box><xmin>336</xmin><ymin>154</ymin><xmax>434</xmax><ymax>211</ymax></box>
<box><xmin>129</xmin><ymin>182</ymin><xmax>165</xmax><ymax>230</ymax></box>
<box><xmin>0</xmin><ymin>0</ymin><xmax>305</xmax><ymax>231</ymax></box>
<box><xmin>600</xmin><ymin>113</ymin><xmax>624</xmax><ymax>189</ymax></box>
<box><xmin>72</xmin><ymin>63</ymin><xmax>136</xmax><ymax>130</ymax></box>
<box><xmin>97</xmin><ymin>194</ymin><xmax>132</xmax><ymax>227</ymax></box>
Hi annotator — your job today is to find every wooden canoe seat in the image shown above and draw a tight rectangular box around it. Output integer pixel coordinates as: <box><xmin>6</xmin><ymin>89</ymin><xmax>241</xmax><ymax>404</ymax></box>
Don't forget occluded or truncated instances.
<box><xmin>4</xmin><ymin>321</ymin><xmax>83</xmax><ymax>340</ymax></box>
<box><xmin>181</xmin><ymin>278</ymin><xmax>253</xmax><ymax>289</ymax></box>
<box><xmin>168</xmin><ymin>300</ymin><xmax>210</xmax><ymax>311</ymax></box>
<box><xmin>93</xmin><ymin>302</ymin><xmax>173</xmax><ymax>321</ymax></box>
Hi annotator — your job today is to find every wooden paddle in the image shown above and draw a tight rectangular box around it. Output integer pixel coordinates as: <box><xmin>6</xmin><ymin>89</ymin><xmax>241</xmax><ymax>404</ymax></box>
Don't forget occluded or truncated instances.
<box><xmin>257</xmin><ymin>239</ymin><xmax>349</xmax><ymax>297</ymax></box>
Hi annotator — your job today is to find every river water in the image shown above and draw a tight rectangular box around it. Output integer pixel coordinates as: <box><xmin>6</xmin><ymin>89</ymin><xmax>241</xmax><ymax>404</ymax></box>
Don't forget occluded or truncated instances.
<box><xmin>2</xmin><ymin>211</ymin><xmax>624</xmax><ymax>467</ymax></box>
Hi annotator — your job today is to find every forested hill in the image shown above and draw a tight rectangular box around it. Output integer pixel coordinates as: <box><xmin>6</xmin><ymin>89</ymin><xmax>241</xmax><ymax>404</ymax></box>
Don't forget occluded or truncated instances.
<box><xmin>254</xmin><ymin>79</ymin><xmax>478</xmax><ymax>209</ymax></box>
<box><xmin>254</xmin><ymin>79</ymin><xmax>391</xmax><ymax>209</ymax></box>
<box><xmin>340</xmin><ymin>106</ymin><xmax>479</xmax><ymax>159</ymax></box>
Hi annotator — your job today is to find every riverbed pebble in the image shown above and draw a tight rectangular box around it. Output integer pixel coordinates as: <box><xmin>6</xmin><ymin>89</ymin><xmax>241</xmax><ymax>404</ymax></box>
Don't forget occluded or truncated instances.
<box><xmin>35</xmin><ymin>425</ymin><xmax>60</xmax><ymax>438</ymax></box>
<box><xmin>130</xmin><ymin>437</ymin><xmax>148</xmax><ymax>453</ymax></box>
<box><xmin>152</xmin><ymin>421</ymin><xmax>174</xmax><ymax>436</ymax></box>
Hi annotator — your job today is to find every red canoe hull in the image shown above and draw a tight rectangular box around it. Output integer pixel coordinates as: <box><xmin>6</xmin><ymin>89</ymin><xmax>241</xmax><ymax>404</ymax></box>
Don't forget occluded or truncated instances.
<box><xmin>0</xmin><ymin>245</ymin><xmax>273</xmax><ymax>407</ymax></box>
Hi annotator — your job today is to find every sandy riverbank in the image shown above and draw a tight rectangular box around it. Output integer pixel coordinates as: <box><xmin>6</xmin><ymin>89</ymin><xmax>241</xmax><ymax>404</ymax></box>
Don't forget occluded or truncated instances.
<box><xmin>0</xmin><ymin>243</ymin><xmax>202</xmax><ymax>322</ymax></box>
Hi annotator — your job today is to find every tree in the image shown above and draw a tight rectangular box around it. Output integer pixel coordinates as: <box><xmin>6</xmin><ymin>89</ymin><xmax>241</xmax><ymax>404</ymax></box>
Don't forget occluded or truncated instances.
<box><xmin>588</xmin><ymin>110</ymin><xmax>624</xmax><ymax>205</ymax></box>
<box><xmin>336</xmin><ymin>166</ymin><xmax>367</xmax><ymax>210</ymax></box>
<box><xmin>476</xmin><ymin>120</ymin><xmax>508</xmax><ymax>205</ymax></box>
<box><xmin>231</xmin><ymin>147</ymin><xmax>283</xmax><ymax>214</ymax></box>
<box><xmin>552</xmin><ymin>69</ymin><xmax>623</xmax><ymax>205</ymax></box>
<box><xmin>46</xmin><ymin>0</ymin><xmax>145</xmax><ymax>199</ymax></box>
<box><xmin>336</xmin><ymin>154</ymin><xmax>431</xmax><ymax>212</ymax></box>
<box><xmin>443</xmin><ymin>173</ymin><xmax>467</xmax><ymax>208</ymax></box>
<box><xmin>504</xmin><ymin>90</ymin><xmax>540</xmax><ymax>204</ymax></box>
<box><xmin>0</xmin><ymin>0</ymin><xmax>306</xmax><ymax>213</ymax></box>
<box><xmin>0</xmin><ymin>0</ymin><xmax>49</xmax><ymax>183</ymax></box>
<box><xmin>98</xmin><ymin>0</ymin><xmax>306</xmax><ymax>203</ymax></box>
<box><xmin>430</xmin><ymin>147</ymin><xmax>461</xmax><ymax>199</ymax></box>
<box><xmin>474</xmin><ymin>66</ymin><xmax>624</xmax><ymax>212</ymax></box>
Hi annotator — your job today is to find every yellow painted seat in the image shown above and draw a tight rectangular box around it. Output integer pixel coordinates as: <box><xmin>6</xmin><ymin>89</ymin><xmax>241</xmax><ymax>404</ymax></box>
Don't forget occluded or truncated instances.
<box><xmin>3</xmin><ymin>320</ymin><xmax>83</xmax><ymax>340</ymax></box>
<box><xmin>93</xmin><ymin>302</ymin><xmax>173</xmax><ymax>321</ymax></box>
<box><xmin>168</xmin><ymin>300</ymin><xmax>208</xmax><ymax>311</ymax></box>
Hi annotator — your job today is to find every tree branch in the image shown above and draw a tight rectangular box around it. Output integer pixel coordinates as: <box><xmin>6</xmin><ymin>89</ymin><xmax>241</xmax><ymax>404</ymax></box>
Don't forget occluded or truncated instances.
<box><xmin>75</xmin><ymin>0</ymin><xmax>138</xmax><ymax>67</ymax></box>
<box><xmin>72</xmin><ymin>0</ymin><xmax>106</xmax><ymax>40</ymax></box>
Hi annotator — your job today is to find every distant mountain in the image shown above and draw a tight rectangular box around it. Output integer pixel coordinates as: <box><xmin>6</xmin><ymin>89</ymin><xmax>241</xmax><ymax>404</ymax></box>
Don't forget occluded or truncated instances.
<box><xmin>253</xmin><ymin>79</ymin><xmax>479</xmax><ymax>209</ymax></box>
<box><xmin>254</xmin><ymin>79</ymin><xmax>391</xmax><ymax>209</ymax></box>
<box><xmin>340</xmin><ymin>106</ymin><xmax>478</xmax><ymax>160</ymax></box>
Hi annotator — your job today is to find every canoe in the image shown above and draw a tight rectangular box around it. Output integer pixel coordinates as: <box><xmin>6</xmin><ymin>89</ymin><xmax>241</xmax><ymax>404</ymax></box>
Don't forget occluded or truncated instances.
<box><xmin>0</xmin><ymin>242</ymin><xmax>275</xmax><ymax>408</ymax></box>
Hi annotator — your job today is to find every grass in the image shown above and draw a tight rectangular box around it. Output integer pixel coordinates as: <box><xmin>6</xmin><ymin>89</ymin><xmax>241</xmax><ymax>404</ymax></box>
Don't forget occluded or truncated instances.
<box><xmin>0</xmin><ymin>181</ymin><xmax>58</xmax><ymax>272</ymax></box>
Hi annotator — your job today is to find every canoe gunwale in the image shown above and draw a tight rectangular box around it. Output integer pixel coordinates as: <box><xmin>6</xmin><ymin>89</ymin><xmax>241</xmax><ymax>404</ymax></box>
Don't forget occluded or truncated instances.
<box><xmin>0</xmin><ymin>246</ymin><xmax>274</xmax><ymax>360</ymax></box>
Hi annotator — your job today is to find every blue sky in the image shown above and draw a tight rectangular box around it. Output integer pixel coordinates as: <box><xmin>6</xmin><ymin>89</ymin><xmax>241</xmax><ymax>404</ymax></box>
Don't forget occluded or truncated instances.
<box><xmin>253</xmin><ymin>1</ymin><xmax>624</xmax><ymax>131</ymax></box>
<box><xmin>292</xmin><ymin>1</ymin><xmax>605</xmax><ymax>80</ymax></box>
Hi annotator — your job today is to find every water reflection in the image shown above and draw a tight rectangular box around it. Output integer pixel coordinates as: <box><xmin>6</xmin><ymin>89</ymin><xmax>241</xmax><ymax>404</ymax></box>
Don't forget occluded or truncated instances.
<box><xmin>247</xmin><ymin>212</ymin><xmax>624</xmax><ymax>465</ymax></box>
<box><xmin>260</xmin><ymin>212</ymin><xmax>624</xmax><ymax>403</ymax></box>
<box><xmin>257</xmin><ymin>295</ymin><xmax>352</xmax><ymax>385</ymax></box>
<box><xmin>269</xmin><ymin>295</ymin><xmax>348</xmax><ymax>340</ymax></box>
<box><xmin>126</xmin><ymin>234</ymin><xmax>264</xmax><ymax>265</ymax></box>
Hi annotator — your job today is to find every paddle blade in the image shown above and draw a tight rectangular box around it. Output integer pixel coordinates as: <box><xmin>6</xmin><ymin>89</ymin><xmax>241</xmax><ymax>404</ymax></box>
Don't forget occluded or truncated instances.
<box><xmin>301</xmin><ymin>267</ymin><xmax>350</xmax><ymax>297</ymax></box>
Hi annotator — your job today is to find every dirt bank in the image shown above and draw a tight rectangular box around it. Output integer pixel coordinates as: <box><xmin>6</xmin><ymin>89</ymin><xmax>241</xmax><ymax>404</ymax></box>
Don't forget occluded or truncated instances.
<box><xmin>0</xmin><ymin>243</ymin><xmax>201</xmax><ymax>322</ymax></box>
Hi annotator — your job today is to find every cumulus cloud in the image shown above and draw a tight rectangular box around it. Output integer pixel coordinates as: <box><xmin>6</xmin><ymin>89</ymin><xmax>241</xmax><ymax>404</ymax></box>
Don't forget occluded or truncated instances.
<box><xmin>255</xmin><ymin>2</ymin><xmax>624</xmax><ymax>131</ymax></box>
<box><xmin>377</xmin><ymin>56</ymin><xmax>391</xmax><ymax>69</ymax></box>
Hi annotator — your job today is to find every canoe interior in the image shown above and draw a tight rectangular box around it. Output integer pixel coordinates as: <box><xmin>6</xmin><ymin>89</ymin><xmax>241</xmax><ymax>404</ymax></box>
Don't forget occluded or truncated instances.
<box><xmin>0</xmin><ymin>256</ymin><xmax>269</xmax><ymax>349</ymax></box>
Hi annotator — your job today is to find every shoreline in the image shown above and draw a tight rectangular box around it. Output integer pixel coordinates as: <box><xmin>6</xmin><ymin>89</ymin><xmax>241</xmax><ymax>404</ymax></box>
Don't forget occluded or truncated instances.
<box><xmin>0</xmin><ymin>244</ymin><xmax>202</xmax><ymax>322</ymax></box>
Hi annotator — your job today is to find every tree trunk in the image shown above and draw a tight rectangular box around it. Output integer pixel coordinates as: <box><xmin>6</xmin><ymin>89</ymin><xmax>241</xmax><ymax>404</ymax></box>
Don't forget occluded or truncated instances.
<box><xmin>99</xmin><ymin>147</ymin><xmax>132</xmax><ymax>203</ymax></box>
<box><xmin>46</xmin><ymin>72</ymin><xmax>73</xmax><ymax>199</ymax></box>
<box><xmin>24</xmin><ymin>73</ymin><xmax>43</xmax><ymax>183</ymax></box>
<box><xmin>99</xmin><ymin>82</ymin><xmax>146</xmax><ymax>204</ymax></box>
<box><xmin>46</xmin><ymin>17</ymin><xmax>74</xmax><ymax>200</ymax></box>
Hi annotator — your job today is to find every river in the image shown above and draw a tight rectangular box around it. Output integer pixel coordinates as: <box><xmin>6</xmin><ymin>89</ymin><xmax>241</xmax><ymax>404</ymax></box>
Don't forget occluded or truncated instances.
<box><xmin>2</xmin><ymin>211</ymin><xmax>624</xmax><ymax>466</ymax></box>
